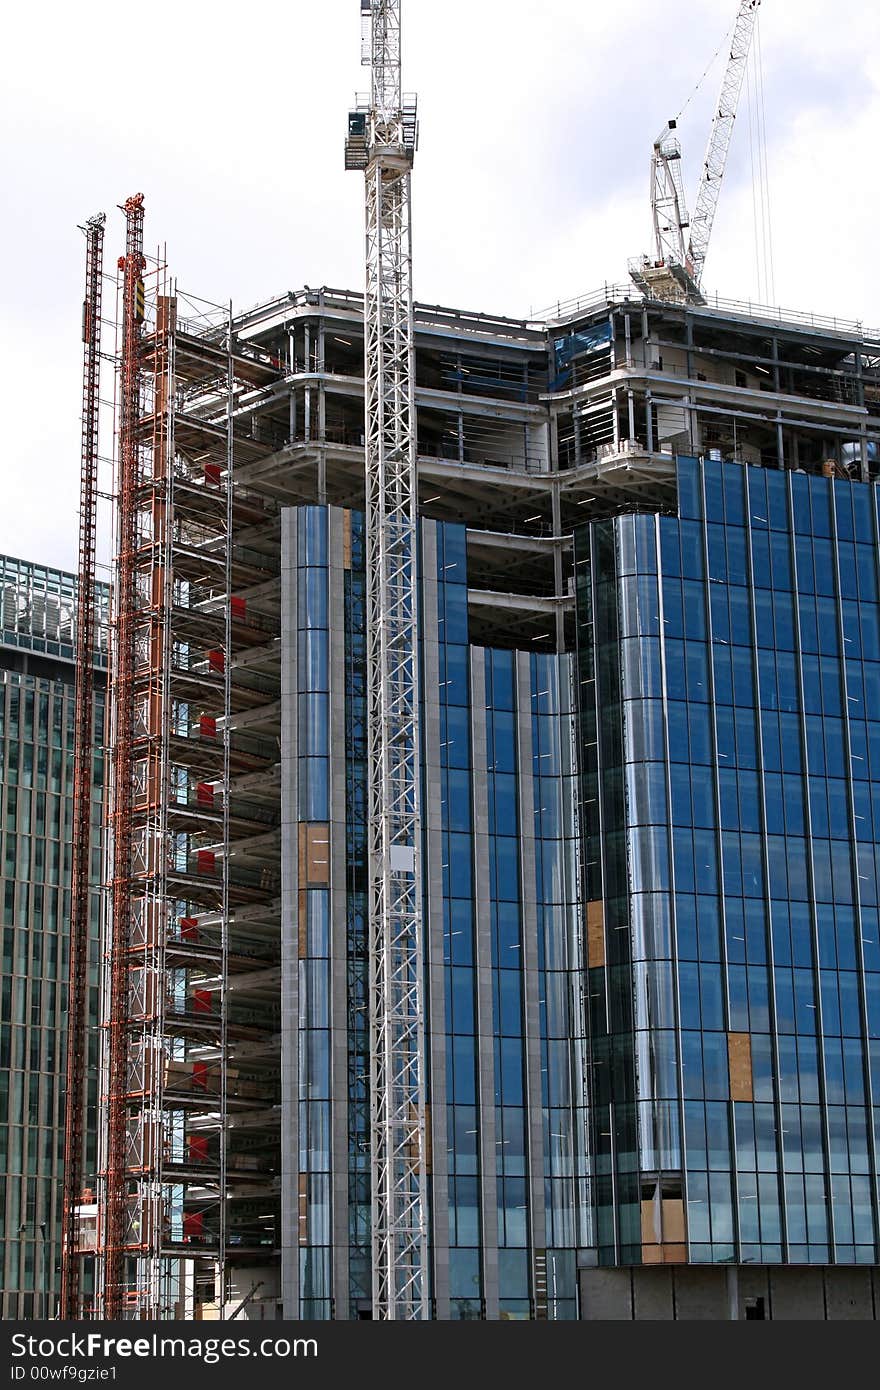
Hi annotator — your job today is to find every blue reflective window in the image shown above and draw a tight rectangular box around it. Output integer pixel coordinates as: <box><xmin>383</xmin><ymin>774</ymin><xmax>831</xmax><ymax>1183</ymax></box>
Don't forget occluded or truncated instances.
<box><xmin>766</xmin><ymin>469</ymin><xmax>789</xmax><ymax>530</ymax></box>
<box><xmin>722</xmin><ymin>463</ymin><xmax>746</xmax><ymax>526</ymax></box>
<box><xmin>771</xmin><ymin>532</ymin><xmax>793</xmax><ymax>590</ymax></box>
<box><xmin>727</xmin><ymin>530</ymin><xmax>748</xmax><ymax>585</ymax></box>
<box><xmin>705</xmin><ymin>465</ymin><xmax>724</xmax><ymax>523</ymax></box>
<box><xmin>297</xmin><ymin>505</ymin><xmax>329</xmax><ymax>566</ymax></box>
<box><xmin>297</xmin><ymin>567</ymin><xmax>328</xmax><ymax>629</ymax></box>
<box><xmin>857</xmin><ymin>545</ymin><xmax>878</xmax><ymax>602</ymax></box>
<box><xmin>299</xmin><ymin>693</ymin><xmax>329</xmax><ymax>757</ymax></box>
<box><xmin>446</xmin><ymin>767</ymin><xmax>472</xmax><ymax>833</ymax></box>
<box><xmin>702</xmin><ymin>1033</ymin><xmax>729</xmax><ymax>1100</ymax></box>
<box><xmin>751</xmin><ymin>529</ymin><xmax>771</xmax><ymax>591</ymax></box>
<box><xmin>488</xmin><ymin>649</ymin><xmax>515</xmax><ymax>710</ymax></box>
<box><xmin>677</xmin><ymin>457</ymin><xmax>702</xmax><ymax>520</ymax></box>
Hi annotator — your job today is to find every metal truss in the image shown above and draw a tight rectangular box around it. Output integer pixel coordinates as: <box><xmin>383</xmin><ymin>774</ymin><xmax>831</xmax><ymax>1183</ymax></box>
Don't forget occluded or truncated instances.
<box><xmin>688</xmin><ymin>0</ymin><xmax>761</xmax><ymax>285</ymax></box>
<box><xmin>651</xmin><ymin>123</ymin><xmax>691</xmax><ymax>270</ymax></box>
<box><xmin>60</xmin><ymin>211</ymin><xmax>106</xmax><ymax>1319</ymax></box>
<box><xmin>99</xmin><ymin>193</ymin><xmax>146</xmax><ymax>1318</ymax></box>
<box><xmin>350</xmin><ymin>0</ymin><xmax>429</xmax><ymax>1320</ymax></box>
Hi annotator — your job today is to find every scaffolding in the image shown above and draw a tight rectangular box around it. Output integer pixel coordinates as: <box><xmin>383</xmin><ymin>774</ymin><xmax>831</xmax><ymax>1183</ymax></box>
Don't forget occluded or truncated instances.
<box><xmin>94</xmin><ymin>198</ymin><xmax>284</xmax><ymax>1318</ymax></box>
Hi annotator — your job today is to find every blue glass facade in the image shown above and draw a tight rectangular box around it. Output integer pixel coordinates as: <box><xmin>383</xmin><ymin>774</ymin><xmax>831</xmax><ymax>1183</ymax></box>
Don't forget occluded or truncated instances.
<box><xmin>294</xmin><ymin>508</ymin><xmax>332</xmax><ymax>1316</ymax></box>
<box><xmin>576</xmin><ymin>458</ymin><xmax>880</xmax><ymax>1269</ymax></box>
<box><xmin>284</xmin><ymin>507</ymin><xmax>587</xmax><ymax>1318</ymax></box>
<box><xmin>0</xmin><ymin>556</ymin><xmax>106</xmax><ymax>1318</ymax></box>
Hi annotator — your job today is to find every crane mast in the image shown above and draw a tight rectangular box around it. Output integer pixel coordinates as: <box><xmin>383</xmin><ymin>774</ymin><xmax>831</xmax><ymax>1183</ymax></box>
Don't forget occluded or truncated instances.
<box><xmin>345</xmin><ymin>0</ymin><xmax>428</xmax><ymax>1320</ymax></box>
<box><xmin>60</xmin><ymin>211</ymin><xmax>106</xmax><ymax>1320</ymax></box>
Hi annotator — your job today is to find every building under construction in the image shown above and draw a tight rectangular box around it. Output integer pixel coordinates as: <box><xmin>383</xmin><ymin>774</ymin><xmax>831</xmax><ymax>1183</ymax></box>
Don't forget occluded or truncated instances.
<box><xmin>63</xmin><ymin>0</ymin><xmax>880</xmax><ymax>1321</ymax></box>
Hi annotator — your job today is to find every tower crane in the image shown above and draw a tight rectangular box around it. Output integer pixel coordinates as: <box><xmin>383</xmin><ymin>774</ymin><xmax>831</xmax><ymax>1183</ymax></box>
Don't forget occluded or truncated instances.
<box><xmin>631</xmin><ymin>0</ymin><xmax>761</xmax><ymax>303</ymax></box>
<box><xmin>345</xmin><ymin>0</ymin><xmax>429</xmax><ymax>1320</ymax></box>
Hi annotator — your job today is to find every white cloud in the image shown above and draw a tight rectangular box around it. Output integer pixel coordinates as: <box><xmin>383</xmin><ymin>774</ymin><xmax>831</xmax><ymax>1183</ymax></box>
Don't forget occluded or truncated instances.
<box><xmin>1</xmin><ymin>0</ymin><xmax>878</xmax><ymax>569</ymax></box>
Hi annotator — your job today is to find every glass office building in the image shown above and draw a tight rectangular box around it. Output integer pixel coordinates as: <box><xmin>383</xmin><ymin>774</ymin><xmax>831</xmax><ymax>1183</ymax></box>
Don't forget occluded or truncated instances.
<box><xmin>575</xmin><ymin>457</ymin><xmax>880</xmax><ymax>1315</ymax></box>
<box><xmin>0</xmin><ymin>555</ymin><xmax>106</xmax><ymax>1318</ymax></box>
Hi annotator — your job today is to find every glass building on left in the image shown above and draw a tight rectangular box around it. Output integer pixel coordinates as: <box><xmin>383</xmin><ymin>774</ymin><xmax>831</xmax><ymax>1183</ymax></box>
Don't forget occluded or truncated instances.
<box><xmin>0</xmin><ymin>554</ymin><xmax>107</xmax><ymax>1318</ymax></box>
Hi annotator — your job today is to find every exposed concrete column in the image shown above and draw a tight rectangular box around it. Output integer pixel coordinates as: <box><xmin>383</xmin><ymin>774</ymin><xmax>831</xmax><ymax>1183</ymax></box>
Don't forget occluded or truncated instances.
<box><xmin>726</xmin><ymin>1265</ymin><xmax>740</xmax><ymax>1321</ymax></box>
<box><xmin>549</xmin><ymin>408</ymin><xmax>559</xmax><ymax>474</ymax></box>
<box><xmin>552</xmin><ymin>481</ymin><xmax>564</xmax><ymax>653</ymax></box>
<box><xmin>318</xmin><ymin>319</ymin><xmax>327</xmax><ymax>457</ymax></box>
<box><xmin>856</xmin><ymin>350</ymin><xmax>870</xmax><ymax>479</ymax></box>
<box><xmin>304</xmin><ymin>324</ymin><xmax>312</xmax><ymax>442</ymax></box>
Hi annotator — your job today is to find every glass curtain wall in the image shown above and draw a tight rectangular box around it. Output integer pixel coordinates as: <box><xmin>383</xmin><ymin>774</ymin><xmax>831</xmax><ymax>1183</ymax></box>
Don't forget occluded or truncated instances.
<box><xmin>576</xmin><ymin>457</ymin><xmax>880</xmax><ymax>1269</ymax></box>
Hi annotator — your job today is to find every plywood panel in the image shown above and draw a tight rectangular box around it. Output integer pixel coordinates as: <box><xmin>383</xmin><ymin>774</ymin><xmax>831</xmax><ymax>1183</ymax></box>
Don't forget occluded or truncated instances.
<box><xmin>661</xmin><ymin>1244</ymin><xmax>688</xmax><ymax>1265</ymax></box>
<box><xmin>298</xmin><ymin>823</ymin><xmax>330</xmax><ymax>885</ymax></box>
<box><xmin>342</xmin><ymin>509</ymin><xmax>352</xmax><ymax>571</ymax></box>
<box><xmin>641</xmin><ymin>1198</ymin><xmax>661</xmax><ymax>1247</ymax></box>
<box><xmin>662</xmin><ymin>1198</ymin><xmax>686</xmax><ymax>1245</ymax></box>
<box><xmin>728</xmin><ymin>1032</ymin><xmax>753</xmax><ymax>1102</ymax></box>
<box><xmin>306</xmin><ymin>824</ymin><xmax>330</xmax><ymax>883</ymax></box>
<box><xmin>587</xmin><ymin>900</ymin><xmax>606</xmax><ymax>968</ymax></box>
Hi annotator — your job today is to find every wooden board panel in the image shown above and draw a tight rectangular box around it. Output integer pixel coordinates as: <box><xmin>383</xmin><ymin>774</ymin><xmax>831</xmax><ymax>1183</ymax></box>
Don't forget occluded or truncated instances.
<box><xmin>641</xmin><ymin>1198</ymin><xmax>661</xmax><ymax>1247</ymax></box>
<box><xmin>306</xmin><ymin>824</ymin><xmax>330</xmax><ymax>883</ymax></box>
<box><xmin>662</xmin><ymin>1198</ymin><xmax>686</xmax><ymax>1245</ymax></box>
<box><xmin>661</xmin><ymin>1244</ymin><xmax>688</xmax><ymax>1265</ymax></box>
<box><xmin>728</xmin><ymin>1032</ymin><xmax>754</xmax><ymax>1102</ymax></box>
<box><xmin>298</xmin><ymin>823</ymin><xmax>330</xmax><ymax>885</ymax></box>
<box><xmin>587</xmin><ymin>900</ymin><xmax>606</xmax><ymax>968</ymax></box>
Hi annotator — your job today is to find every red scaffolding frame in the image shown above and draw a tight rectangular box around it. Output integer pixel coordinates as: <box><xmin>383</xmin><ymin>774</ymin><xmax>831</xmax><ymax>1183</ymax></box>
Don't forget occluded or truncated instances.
<box><xmin>101</xmin><ymin>194</ymin><xmax>146</xmax><ymax>1318</ymax></box>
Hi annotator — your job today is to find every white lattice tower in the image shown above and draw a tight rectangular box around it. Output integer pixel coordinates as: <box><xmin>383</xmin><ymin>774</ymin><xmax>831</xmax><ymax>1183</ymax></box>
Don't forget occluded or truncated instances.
<box><xmin>348</xmin><ymin>0</ymin><xmax>428</xmax><ymax>1320</ymax></box>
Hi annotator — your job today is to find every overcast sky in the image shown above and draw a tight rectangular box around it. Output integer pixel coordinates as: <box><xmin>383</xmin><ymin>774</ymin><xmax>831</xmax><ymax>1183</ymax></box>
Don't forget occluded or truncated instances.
<box><xmin>2</xmin><ymin>0</ymin><xmax>878</xmax><ymax>572</ymax></box>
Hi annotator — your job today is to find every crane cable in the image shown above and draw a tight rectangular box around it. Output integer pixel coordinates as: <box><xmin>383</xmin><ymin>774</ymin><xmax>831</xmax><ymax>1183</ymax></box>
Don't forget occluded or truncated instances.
<box><xmin>746</xmin><ymin>10</ymin><xmax>776</xmax><ymax>304</ymax></box>
<box><xmin>747</xmin><ymin>45</ymin><xmax>764</xmax><ymax>300</ymax></box>
<box><xmin>756</xmin><ymin>13</ymin><xmax>777</xmax><ymax>302</ymax></box>
<box><xmin>674</xmin><ymin>11</ymin><xmax>738</xmax><ymax>123</ymax></box>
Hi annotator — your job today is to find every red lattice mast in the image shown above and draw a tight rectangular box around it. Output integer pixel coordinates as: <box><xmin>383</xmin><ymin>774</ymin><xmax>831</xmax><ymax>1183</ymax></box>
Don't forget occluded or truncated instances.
<box><xmin>102</xmin><ymin>194</ymin><xmax>145</xmax><ymax>1318</ymax></box>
